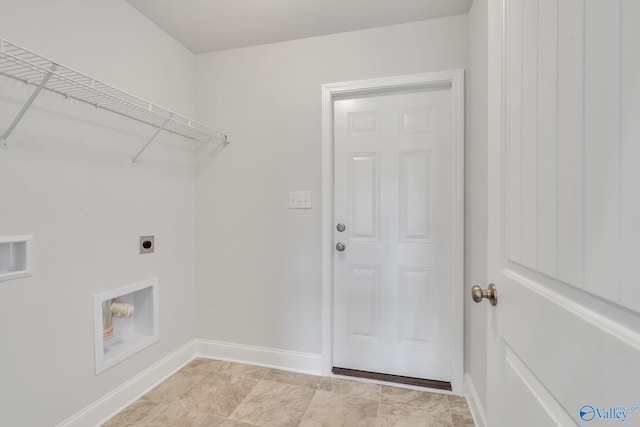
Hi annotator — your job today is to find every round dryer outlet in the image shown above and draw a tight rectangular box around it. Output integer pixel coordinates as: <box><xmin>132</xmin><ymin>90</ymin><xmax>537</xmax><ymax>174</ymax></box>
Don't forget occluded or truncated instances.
<box><xmin>139</xmin><ymin>236</ymin><xmax>154</xmax><ymax>254</ymax></box>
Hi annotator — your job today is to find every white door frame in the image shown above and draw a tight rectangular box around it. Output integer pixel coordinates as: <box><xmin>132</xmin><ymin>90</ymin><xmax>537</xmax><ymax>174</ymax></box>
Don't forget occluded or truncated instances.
<box><xmin>486</xmin><ymin>0</ymin><xmax>504</xmax><ymax>419</ymax></box>
<box><xmin>321</xmin><ymin>70</ymin><xmax>465</xmax><ymax>394</ymax></box>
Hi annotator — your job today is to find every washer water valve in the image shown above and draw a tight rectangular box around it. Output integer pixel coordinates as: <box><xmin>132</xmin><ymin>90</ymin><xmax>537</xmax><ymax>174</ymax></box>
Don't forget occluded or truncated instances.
<box><xmin>102</xmin><ymin>299</ymin><xmax>135</xmax><ymax>340</ymax></box>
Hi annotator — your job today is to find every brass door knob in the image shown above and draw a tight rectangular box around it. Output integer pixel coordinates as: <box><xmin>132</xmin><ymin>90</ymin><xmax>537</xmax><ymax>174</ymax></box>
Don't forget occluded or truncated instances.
<box><xmin>472</xmin><ymin>283</ymin><xmax>498</xmax><ymax>306</ymax></box>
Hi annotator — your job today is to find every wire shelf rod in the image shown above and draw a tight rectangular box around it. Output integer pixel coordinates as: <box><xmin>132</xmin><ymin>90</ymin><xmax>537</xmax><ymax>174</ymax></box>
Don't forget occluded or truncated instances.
<box><xmin>131</xmin><ymin>115</ymin><xmax>172</xmax><ymax>165</ymax></box>
<box><xmin>0</xmin><ymin>38</ymin><xmax>228</xmax><ymax>145</ymax></box>
<box><xmin>1</xmin><ymin>64</ymin><xmax>56</xmax><ymax>147</ymax></box>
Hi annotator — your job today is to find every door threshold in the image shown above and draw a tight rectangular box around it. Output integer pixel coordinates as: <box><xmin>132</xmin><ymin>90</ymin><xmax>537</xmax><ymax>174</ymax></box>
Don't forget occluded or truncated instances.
<box><xmin>332</xmin><ymin>367</ymin><xmax>452</xmax><ymax>391</ymax></box>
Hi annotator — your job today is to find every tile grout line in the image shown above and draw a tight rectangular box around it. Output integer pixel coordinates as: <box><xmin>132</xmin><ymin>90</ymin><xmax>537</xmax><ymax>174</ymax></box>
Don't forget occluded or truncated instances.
<box><xmin>224</xmin><ymin>376</ymin><xmax>263</xmax><ymax>426</ymax></box>
<box><xmin>446</xmin><ymin>394</ymin><xmax>455</xmax><ymax>426</ymax></box>
<box><xmin>296</xmin><ymin>385</ymin><xmax>320</xmax><ymax>427</ymax></box>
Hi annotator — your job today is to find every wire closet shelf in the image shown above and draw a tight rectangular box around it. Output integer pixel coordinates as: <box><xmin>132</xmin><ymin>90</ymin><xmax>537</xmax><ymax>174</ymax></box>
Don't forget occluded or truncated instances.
<box><xmin>0</xmin><ymin>38</ymin><xmax>228</xmax><ymax>153</ymax></box>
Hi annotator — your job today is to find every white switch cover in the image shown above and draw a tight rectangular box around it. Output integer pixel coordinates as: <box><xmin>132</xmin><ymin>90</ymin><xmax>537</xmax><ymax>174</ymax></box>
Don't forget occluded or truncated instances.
<box><xmin>289</xmin><ymin>191</ymin><xmax>312</xmax><ymax>209</ymax></box>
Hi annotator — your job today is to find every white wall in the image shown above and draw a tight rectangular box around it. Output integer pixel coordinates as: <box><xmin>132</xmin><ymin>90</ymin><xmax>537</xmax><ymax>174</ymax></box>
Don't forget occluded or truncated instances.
<box><xmin>466</xmin><ymin>0</ymin><xmax>489</xmax><ymax>413</ymax></box>
<box><xmin>0</xmin><ymin>1</ymin><xmax>198</xmax><ymax>425</ymax></box>
<box><xmin>0</xmin><ymin>5</ymin><xmax>482</xmax><ymax>423</ymax></box>
<box><xmin>195</xmin><ymin>17</ymin><xmax>468</xmax><ymax>355</ymax></box>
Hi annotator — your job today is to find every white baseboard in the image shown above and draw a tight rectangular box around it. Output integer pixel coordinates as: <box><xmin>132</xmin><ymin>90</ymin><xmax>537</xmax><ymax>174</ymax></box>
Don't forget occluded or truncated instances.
<box><xmin>56</xmin><ymin>340</ymin><xmax>197</xmax><ymax>427</ymax></box>
<box><xmin>464</xmin><ymin>373</ymin><xmax>488</xmax><ymax>427</ymax></box>
<box><xmin>59</xmin><ymin>341</ymin><xmax>485</xmax><ymax>427</ymax></box>
<box><xmin>58</xmin><ymin>338</ymin><xmax>322</xmax><ymax>427</ymax></box>
<box><xmin>56</xmin><ymin>339</ymin><xmax>329</xmax><ymax>426</ymax></box>
<box><xmin>196</xmin><ymin>339</ymin><xmax>323</xmax><ymax>375</ymax></box>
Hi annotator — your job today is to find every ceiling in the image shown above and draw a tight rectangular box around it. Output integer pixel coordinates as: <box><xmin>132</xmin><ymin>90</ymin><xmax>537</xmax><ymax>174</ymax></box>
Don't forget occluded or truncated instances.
<box><xmin>127</xmin><ymin>0</ymin><xmax>473</xmax><ymax>54</ymax></box>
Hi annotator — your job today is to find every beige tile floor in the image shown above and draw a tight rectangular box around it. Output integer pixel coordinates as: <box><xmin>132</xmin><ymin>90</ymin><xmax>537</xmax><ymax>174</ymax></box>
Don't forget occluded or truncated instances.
<box><xmin>103</xmin><ymin>358</ymin><xmax>475</xmax><ymax>427</ymax></box>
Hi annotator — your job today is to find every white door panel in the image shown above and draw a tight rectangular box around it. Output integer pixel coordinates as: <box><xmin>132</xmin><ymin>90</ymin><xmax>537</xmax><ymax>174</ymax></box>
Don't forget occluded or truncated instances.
<box><xmin>333</xmin><ymin>88</ymin><xmax>454</xmax><ymax>381</ymax></box>
<box><xmin>487</xmin><ymin>0</ymin><xmax>640</xmax><ymax>425</ymax></box>
<box><xmin>349</xmin><ymin>154</ymin><xmax>379</xmax><ymax>241</ymax></box>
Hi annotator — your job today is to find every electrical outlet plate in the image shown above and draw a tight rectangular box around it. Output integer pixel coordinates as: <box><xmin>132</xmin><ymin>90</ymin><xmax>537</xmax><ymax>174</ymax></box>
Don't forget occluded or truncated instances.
<box><xmin>139</xmin><ymin>236</ymin><xmax>154</xmax><ymax>254</ymax></box>
<box><xmin>289</xmin><ymin>191</ymin><xmax>312</xmax><ymax>209</ymax></box>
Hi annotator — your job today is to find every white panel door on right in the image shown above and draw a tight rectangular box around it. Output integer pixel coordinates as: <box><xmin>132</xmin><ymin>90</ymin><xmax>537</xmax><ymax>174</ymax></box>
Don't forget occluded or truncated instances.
<box><xmin>486</xmin><ymin>0</ymin><xmax>640</xmax><ymax>425</ymax></box>
<box><xmin>333</xmin><ymin>88</ymin><xmax>453</xmax><ymax>382</ymax></box>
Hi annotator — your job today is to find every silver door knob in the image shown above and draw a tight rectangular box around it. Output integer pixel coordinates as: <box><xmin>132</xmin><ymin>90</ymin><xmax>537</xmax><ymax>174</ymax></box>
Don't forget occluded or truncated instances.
<box><xmin>471</xmin><ymin>283</ymin><xmax>498</xmax><ymax>306</ymax></box>
<box><xmin>336</xmin><ymin>223</ymin><xmax>346</xmax><ymax>232</ymax></box>
<box><xmin>336</xmin><ymin>242</ymin><xmax>346</xmax><ymax>252</ymax></box>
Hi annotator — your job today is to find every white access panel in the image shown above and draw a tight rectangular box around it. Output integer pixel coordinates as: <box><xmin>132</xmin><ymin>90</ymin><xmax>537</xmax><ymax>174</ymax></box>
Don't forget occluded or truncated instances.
<box><xmin>0</xmin><ymin>235</ymin><xmax>32</xmax><ymax>282</ymax></box>
<box><xmin>93</xmin><ymin>278</ymin><xmax>159</xmax><ymax>374</ymax></box>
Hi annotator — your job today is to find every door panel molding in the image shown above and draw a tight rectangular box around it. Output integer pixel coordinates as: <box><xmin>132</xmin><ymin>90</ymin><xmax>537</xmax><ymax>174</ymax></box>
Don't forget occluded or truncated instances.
<box><xmin>502</xmin><ymin>267</ymin><xmax>640</xmax><ymax>353</ymax></box>
<box><xmin>321</xmin><ymin>70</ymin><xmax>464</xmax><ymax>394</ymax></box>
<box><xmin>399</xmin><ymin>150</ymin><xmax>434</xmax><ymax>243</ymax></box>
<box><xmin>348</xmin><ymin>153</ymin><xmax>380</xmax><ymax>241</ymax></box>
<box><xmin>502</xmin><ymin>344</ymin><xmax>575</xmax><ymax>426</ymax></box>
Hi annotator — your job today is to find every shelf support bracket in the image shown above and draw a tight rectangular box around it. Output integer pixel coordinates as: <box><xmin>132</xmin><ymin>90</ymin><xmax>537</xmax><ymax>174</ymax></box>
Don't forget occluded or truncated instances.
<box><xmin>1</xmin><ymin>64</ymin><xmax>57</xmax><ymax>148</ymax></box>
<box><xmin>131</xmin><ymin>115</ymin><xmax>172</xmax><ymax>165</ymax></box>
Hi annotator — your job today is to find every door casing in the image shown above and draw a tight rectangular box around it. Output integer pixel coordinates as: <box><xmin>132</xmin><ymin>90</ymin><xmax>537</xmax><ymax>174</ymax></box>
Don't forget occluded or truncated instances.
<box><xmin>320</xmin><ymin>70</ymin><xmax>465</xmax><ymax>394</ymax></box>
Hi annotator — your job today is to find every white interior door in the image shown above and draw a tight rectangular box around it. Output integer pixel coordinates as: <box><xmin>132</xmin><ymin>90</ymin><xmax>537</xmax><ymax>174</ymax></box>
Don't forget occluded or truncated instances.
<box><xmin>332</xmin><ymin>84</ymin><xmax>459</xmax><ymax>385</ymax></box>
<box><xmin>486</xmin><ymin>0</ymin><xmax>640</xmax><ymax>425</ymax></box>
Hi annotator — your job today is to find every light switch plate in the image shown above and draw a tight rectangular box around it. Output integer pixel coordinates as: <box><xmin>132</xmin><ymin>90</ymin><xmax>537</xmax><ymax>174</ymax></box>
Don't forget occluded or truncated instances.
<box><xmin>289</xmin><ymin>191</ymin><xmax>312</xmax><ymax>209</ymax></box>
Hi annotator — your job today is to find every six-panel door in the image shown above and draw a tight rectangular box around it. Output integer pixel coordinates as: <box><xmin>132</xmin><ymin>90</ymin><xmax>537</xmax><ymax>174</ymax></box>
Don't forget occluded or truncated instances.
<box><xmin>333</xmin><ymin>88</ymin><xmax>454</xmax><ymax>381</ymax></box>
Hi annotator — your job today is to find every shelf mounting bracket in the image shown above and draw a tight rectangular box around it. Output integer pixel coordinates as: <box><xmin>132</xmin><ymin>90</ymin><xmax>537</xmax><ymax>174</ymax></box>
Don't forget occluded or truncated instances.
<box><xmin>1</xmin><ymin>64</ymin><xmax>57</xmax><ymax>148</ymax></box>
<box><xmin>131</xmin><ymin>115</ymin><xmax>172</xmax><ymax>165</ymax></box>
